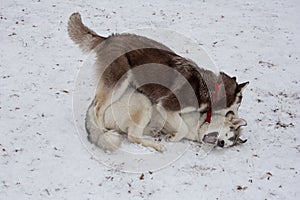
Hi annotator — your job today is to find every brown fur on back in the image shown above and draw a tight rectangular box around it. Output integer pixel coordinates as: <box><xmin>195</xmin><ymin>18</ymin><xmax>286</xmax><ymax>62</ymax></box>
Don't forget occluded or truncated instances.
<box><xmin>98</xmin><ymin>46</ymin><xmax>235</xmax><ymax>112</ymax></box>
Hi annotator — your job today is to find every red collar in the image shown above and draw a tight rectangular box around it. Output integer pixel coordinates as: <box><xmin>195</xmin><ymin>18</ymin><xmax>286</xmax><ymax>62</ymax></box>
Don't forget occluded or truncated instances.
<box><xmin>205</xmin><ymin>83</ymin><xmax>221</xmax><ymax>123</ymax></box>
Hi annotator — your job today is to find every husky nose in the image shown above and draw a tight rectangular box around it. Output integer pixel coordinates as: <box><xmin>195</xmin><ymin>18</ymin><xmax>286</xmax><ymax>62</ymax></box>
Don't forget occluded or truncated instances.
<box><xmin>217</xmin><ymin>140</ymin><xmax>225</xmax><ymax>147</ymax></box>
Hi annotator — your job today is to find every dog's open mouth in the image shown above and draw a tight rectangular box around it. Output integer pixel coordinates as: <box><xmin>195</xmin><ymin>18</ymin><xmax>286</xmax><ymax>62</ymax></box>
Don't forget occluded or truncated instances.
<box><xmin>202</xmin><ymin>132</ymin><xmax>219</xmax><ymax>144</ymax></box>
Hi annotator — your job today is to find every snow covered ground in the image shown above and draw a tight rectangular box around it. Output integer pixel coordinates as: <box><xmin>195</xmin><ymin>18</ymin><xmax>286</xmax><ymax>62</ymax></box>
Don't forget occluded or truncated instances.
<box><xmin>1</xmin><ymin>0</ymin><xmax>299</xmax><ymax>199</ymax></box>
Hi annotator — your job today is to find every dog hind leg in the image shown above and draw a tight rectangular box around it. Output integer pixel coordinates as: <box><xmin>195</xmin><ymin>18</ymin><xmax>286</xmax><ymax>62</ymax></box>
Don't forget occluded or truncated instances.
<box><xmin>94</xmin><ymin>76</ymin><xmax>130</xmax><ymax>130</ymax></box>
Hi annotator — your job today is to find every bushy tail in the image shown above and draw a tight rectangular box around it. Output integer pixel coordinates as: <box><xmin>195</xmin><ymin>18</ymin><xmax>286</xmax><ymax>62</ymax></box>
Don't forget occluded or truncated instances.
<box><xmin>85</xmin><ymin>101</ymin><xmax>121</xmax><ymax>152</ymax></box>
<box><xmin>68</xmin><ymin>12</ymin><xmax>105</xmax><ymax>52</ymax></box>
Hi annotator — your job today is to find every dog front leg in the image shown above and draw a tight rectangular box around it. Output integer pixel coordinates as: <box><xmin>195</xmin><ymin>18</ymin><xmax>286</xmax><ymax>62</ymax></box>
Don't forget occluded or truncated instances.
<box><xmin>164</xmin><ymin>111</ymin><xmax>189</xmax><ymax>142</ymax></box>
<box><xmin>128</xmin><ymin>135</ymin><xmax>166</xmax><ymax>152</ymax></box>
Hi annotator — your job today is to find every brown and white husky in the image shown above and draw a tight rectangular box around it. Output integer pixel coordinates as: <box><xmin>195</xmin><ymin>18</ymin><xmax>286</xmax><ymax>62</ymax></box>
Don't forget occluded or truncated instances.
<box><xmin>68</xmin><ymin>13</ymin><xmax>249</xmax><ymax>145</ymax></box>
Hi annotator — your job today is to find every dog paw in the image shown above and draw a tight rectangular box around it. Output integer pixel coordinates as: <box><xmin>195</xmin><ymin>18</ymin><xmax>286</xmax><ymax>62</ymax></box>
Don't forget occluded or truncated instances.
<box><xmin>155</xmin><ymin>144</ymin><xmax>166</xmax><ymax>152</ymax></box>
<box><xmin>166</xmin><ymin>133</ymin><xmax>183</xmax><ymax>142</ymax></box>
<box><xmin>153</xmin><ymin>131</ymin><xmax>162</xmax><ymax>138</ymax></box>
<box><xmin>166</xmin><ymin>133</ymin><xmax>175</xmax><ymax>142</ymax></box>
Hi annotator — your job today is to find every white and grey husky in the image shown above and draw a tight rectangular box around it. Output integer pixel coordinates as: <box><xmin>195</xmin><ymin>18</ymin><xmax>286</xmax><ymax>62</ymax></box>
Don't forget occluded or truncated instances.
<box><xmin>85</xmin><ymin>87</ymin><xmax>247</xmax><ymax>152</ymax></box>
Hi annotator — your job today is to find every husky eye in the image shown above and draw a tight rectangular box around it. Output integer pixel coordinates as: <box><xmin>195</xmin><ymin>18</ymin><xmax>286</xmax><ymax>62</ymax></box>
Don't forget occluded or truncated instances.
<box><xmin>226</xmin><ymin>111</ymin><xmax>235</xmax><ymax>117</ymax></box>
<box><xmin>230</xmin><ymin>126</ymin><xmax>235</xmax><ymax>131</ymax></box>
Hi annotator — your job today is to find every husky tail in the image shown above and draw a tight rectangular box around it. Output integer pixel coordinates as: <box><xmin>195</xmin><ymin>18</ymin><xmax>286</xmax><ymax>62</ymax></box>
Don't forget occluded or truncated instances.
<box><xmin>85</xmin><ymin>101</ymin><xmax>121</xmax><ymax>152</ymax></box>
<box><xmin>68</xmin><ymin>12</ymin><xmax>106</xmax><ymax>52</ymax></box>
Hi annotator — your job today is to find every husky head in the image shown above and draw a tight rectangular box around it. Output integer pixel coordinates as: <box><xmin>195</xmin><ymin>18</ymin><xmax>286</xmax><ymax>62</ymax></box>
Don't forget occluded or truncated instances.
<box><xmin>214</xmin><ymin>72</ymin><xmax>249</xmax><ymax>117</ymax></box>
<box><xmin>202</xmin><ymin>112</ymin><xmax>247</xmax><ymax>148</ymax></box>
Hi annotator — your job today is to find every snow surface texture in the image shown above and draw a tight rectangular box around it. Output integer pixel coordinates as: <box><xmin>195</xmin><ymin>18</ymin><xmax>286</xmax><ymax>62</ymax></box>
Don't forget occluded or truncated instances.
<box><xmin>1</xmin><ymin>0</ymin><xmax>299</xmax><ymax>199</ymax></box>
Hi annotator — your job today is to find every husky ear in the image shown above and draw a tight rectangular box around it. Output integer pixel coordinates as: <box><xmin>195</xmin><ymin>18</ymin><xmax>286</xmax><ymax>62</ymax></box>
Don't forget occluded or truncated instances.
<box><xmin>231</xmin><ymin>118</ymin><xmax>247</xmax><ymax>129</ymax></box>
<box><xmin>238</xmin><ymin>81</ymin><xmax>249</xmax><ymax>92</ymax></box>
<box><xmin>236</xmin><ymin>138</ymin><xmax>247</xmax><ymax>144</ymax></box>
